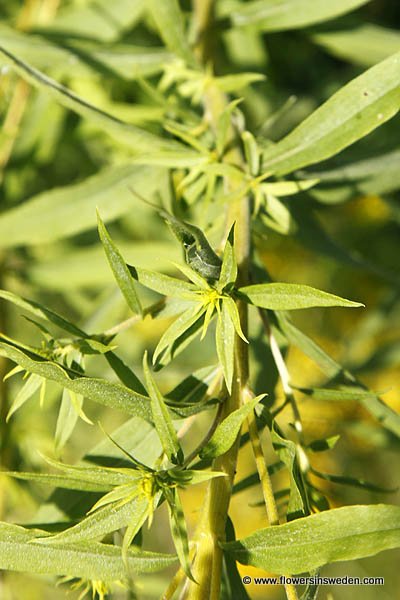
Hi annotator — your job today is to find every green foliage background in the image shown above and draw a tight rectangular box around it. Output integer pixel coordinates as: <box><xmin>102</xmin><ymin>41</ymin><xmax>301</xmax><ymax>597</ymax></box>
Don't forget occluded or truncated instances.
<box><xmin>0</xmin><ymin>0</ymin><xmax>399</xmax><ymax>598</ymax></box>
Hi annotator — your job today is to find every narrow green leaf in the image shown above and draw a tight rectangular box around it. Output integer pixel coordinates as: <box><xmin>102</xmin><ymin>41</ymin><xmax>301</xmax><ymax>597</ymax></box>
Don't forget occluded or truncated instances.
<box><xmin>276</xmin><ymin>314</ymin><xmax>344</xmax><ymax>379</ymax></box>
<box><xmin>218</xmin><ymin>227</ymin><xmax>237</xmax><ymax>291</ymax></box>
<box><xmin>260</xmin><ymin>194</ymin><xmax>295</xmax><ymax>235</ymax></box>
<box><xmin>4</xmin><ymin>466</ymin><xmax>132</xmax><ymax>492</ymax></box>
<box><xmin>0</xmin><ymin>522</ymin><xmax>177</xmax><ymax>579</ymax></box>
<box><xmin>271</xmin><ymin>426</ymin><xmax>308</xmax><ymax>519</ymax></box>
<box><xmin>261</xmin><ymin>180</ymin><xmax>319</xmax><ymax>197</ymax></box>
<box><xmin>55</xmin><ymin>389</ymin><xmax>83</xmax><ymax>451</ymax></box>
<box><xmin>238</xmin><ymin>283</ymin><xmax>363</xmax><ymax>310</ymax></box>
<box><xmin>173</xmin><ymin>262</ymin><xmax>210</xmax><ymax>290</ymax></box>
<box><xmin>299</xmin><ymin>386</ymin><xmax>400</xmax><ymax>438</ymax></box>
<box><xmin>307</xmin><ymin>435</ymin><xmax>340</xmax><ymax>453</ymax></box>
<box><xmin>215</xmin><ymin>302</ymin><xmax>236</xmax><ymax>393</ymax></box>
<box><xmin>242</xmin><ymin>131</ymin><xmax>260</xmax><ymax>176</ymax></box>
<box><xmin>143</xmin><ymin>352</ymin><xmax>183</xmax><ymax>465</ymax></box>
<box><xmin>216</xmin><ymin>99</ymin><xmax>243</xmax><ymax>158</ymax></box>
<box><xmin>153</xmin><ymin>304</ymin><xmax>205</xmax><ymax>365</ymax></box>
<box><xmin>201</xmin><ymin>396</ymin><xmax>263</xmax><ymax>459</ymax></box>
<box><xmin>222</xmin><ymin>517</ymin><xmax>251</xmax><ymax>600</ymax></box>
<box><xmin>128</xmin><ymin>265</ymin><xmax>197</xmax><ymax>298</ymax></box>
<box><xmin>230</xmin><ymin>0</ymin><xmax>371</xmax><ymax>32</ymax></box>
<box><xmin>0</xmin><ymin>339</ymin><xmax>153</xmax><ymax>421</ymax></box>
<box><xmin>223</xmin><ymin>504</ymin><xmax>400</xmax><ymax>574</ymax></box>
<box><xmin>261</xmin><ymin>52</ymin><xmax>400</xmax><ymax>175</ymax></box>
<box><xmin>164</xmin><ymin>487</ymin><xmax>194</xmax><ymax>581</ymax></box>
<box><xmin>0</xmin><ymin>44</ymin><xmax>183</xmax><ymax>154</ymax></box>
<box><xmin>168</xmin><ymin>470</ymin><xmax>227</xmax><ymax>486</ymax></box>
<box><xmin>38</xmin><ymin>494</ymin><xmax>149</xmax><ymax>545</ymax></box>
<box><xmin>311</xmin><ymin>23</ymin><xmax>400</xmax><ymax>68</ymax></box>
<box><xmin>0</xmin><ymin>23</ymin><xmax>172</xmax><ymax>80</ymax></box>
<box><xmin>7</xmin><ymin>374</ymin><xmax>42</xmax><ymax>421</ymax></box>
<box><xmin>223</xmin><ymin>297</ymin><xmax>248</xmax><ymax>343</ymax></box>
<box><xmin>0</xmin><ymin>164</ymin><xmax>162</xmax><ymax>248</ymax></box>
<box><xmin>105</xmin><ymin>352</ymin><xmax>147</xmax><ymax>396</ymax></box>
<box><xmin>0</xmin><ymin>290</ymin><xmax>86</xmax><ymax>337</ymax></box>
<box><xmin>153</xmin><ymin>316</ymin><xmax>205</xmax><ymax>372</ymax></box>
<box><xmin>97</xmin><ymin>211</ymin><xmax>142</xmax><ymax>316</ymax></box>
<box><xmin>147</xmin><ymin>0</ymin><xmax>194</xmax><ymax>65</ymax></box>
<box><xmin>311</xmin><ymin>469</ymin><xmax>397</xmax><ymax>494</ymax></box>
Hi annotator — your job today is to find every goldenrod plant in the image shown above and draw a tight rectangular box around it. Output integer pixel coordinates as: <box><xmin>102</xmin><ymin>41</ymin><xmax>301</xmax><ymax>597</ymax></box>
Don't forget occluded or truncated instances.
<box><xmin>0</xmin><ymin>1</ymin><xmax>400</xmax><ymax>599</ymax></box>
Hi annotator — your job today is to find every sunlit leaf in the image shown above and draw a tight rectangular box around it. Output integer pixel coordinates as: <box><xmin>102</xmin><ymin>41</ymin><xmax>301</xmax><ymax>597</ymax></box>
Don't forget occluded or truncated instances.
<box><xmin>0</xmin><ymin>45</ymin><xmax>186</xmax><ymax>154</ymax></box>
<box><xmin>164</xmin><ymin>487</ymin><xmax>194</xmax><ymax>581</ymax></box>
<box><xmin>238</xmin><ymin>283</ymin><xmax>363</xmax><ymax>310</ymax></box>
<box><xmin>0</xmin><ymin>522</ymin><xmax>177</xmax><ymax>579</ymax></box>
<box><xmin>153</xmin><ymin>304</ymin><xmax>205</xmax><ymax>365</ymax></box>
<box><xmin>201</xmin><ymin>396</ymin><xmax>263</xmax><ymax>459</ymax></box>
<box><xmin>0</xmin><ymin>339</ymin><xmax>153</xmax><ymax>420</ymax></box>
<box><xmin>147</xmin><ymin>0</ymin><xmax>194</xmax><ymax>65</ymax></box>
<box><xmin>222</xmin><ymin>504</ymin><xmax>400</xmax><ymax>574</ymax></box>
<box><xmin>6</xmin><ymin>373</ymin><xmax>42</xmax><ymax>421</ymax></box>
<box><xmin>271</xmin><ymin>425</ymin><xmax>308</xmax><ymax>519</ymax></box>
<box><xmin>229</xmin><ymin>0</ymin><xmax>371</xmax><ymax>32</ymax></box>
<box><xmin>97</xmin><ymin>211</ymin><xmax>142</xmax><ymax>316</ymax></box>
<box><xmin>261</xmin><ymin>52</ymin><xmax>400</xmax><ymax>175</ymax></box>
<box><xmin>143</xmin><ymin>352</ymin><xmax>183</xmax><ymax>465</ymax></box>
<box><xmin>215</xmin><ymin>301</ymin><xmax>236</xmax><ymax>393</ymax></box>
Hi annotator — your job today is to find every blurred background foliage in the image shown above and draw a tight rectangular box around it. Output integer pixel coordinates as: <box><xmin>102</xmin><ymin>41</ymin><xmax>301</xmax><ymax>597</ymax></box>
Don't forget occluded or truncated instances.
<box><xmin>0</xmin><ymin>0</ymin><xmax>399</xmax><ymax>598</ymax></box>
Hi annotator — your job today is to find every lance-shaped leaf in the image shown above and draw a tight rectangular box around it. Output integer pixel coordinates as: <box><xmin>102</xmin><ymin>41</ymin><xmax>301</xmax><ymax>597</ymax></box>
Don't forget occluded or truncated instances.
<box><xmin>6</xmin><ymin>374</ymin><xmax>42</xmax><ymax>421</ymax></box>
<box><xmin>229</xmin><ymin>0</ymin><xmax>370</xmax><ymax>31</ymax></box>
<box><xmin>218</xmin><ymin>227</ymin><xmax>237</xmax><ymax>291</ymax></box>
<box><xmin>0</xmin><ymin>339</ymin><xmax>153</xmax><ymax>421</ymax></box>
<box><xmin>128</xmin><ymin>265</ymin><xmax>197</xmax><ymax>298</ymax></box>
<box><xmin>223</xmin><ymin>517</ymin><xmax>251</xmax><ymax>600</ymax></box>
<box><xmin>0</xmin><ymin>522</ymin><xmax>177</xmax><ymax>579</ymax></box>
<box><xmin>298</xmin><ymin>386</ymin><xmax>400</xmax><ymax>438</ymax></box>
<box><xmin>311</xmin><ymin>468</ymin><xmax>397</xmax><ymax>494</ymax></box>
<box><xmin>38</xmin><ymin>492</ymin><xmax>150</xmax><ymax>545</ymax></box>
<box><xmin>0</xmin><ymin>23</ymin><xmax>172</xmax><ymax>80</ymax></box>
<box><xmin>261</xmin><ymin>51</ymin><xmax>400</xmax><ymax>176</ymax></box>
<box><xmin>168</xmin><ymin>469</ymin><xmax>227</xmax><ymax>487</ymax></box>
<box><xmin>97</xmin><ymin>211</ymin><xmax>142</xmax><ymax>316</ymax></box>
<box><xmin>311</xmin><ymin>23</ymin><xmax>400</xmax><ymax>68</ymax></box>
<box><xmin>5</xmin><ymin>458</ymin><xmax>138</xmax><ymax>492</ymax></box>
<box><xmin>238</xmin><ymin>283</ymin><xmax>363</xmax><ymax>310</ymax></box>
<box><xmin>216</xmin><ymin>301</ymin><xmax>236</xmax><ymax>393</ymax></box>
<box><xmin>0</xmin><ymin>45</ymin><xmax>193</xmax><ymax>157</ymax></box>
<box><xmin>276</xmin><ymin>314</ymin><xmax>345</xmax><ymax>379</ymax></box>
<box><xmin>164</xmin><ymin>487</ymin><xmax>194</xmax><ymax>581</ymax></box>
<box><xmin>105</xmin><ymin>352</ymin><xmax>147</xmax><ymax>396</ymax></box>
<box><xmin>223</xmin><ymin>297</ymin><xmax>248</xmax><ymax>343</ymax></box>
<box><xmin>55</xmin><ymin>389</ymin><xmax>91</xmax><ymax>452</ymax></box>
<box><xmin>143</xmin><ymin>352</ymin><xmax>183</xmax><ymax>465</ymax></box>
<box><xmin>222</xmin><ymin>504</ymin><xmax>400</xmax><ymax>574</ymax></box>
<box><xmin>153</xmin><ymin>304</ymin><xmax>205</xmax><ymax>365</ymax></box>
<box><xmin>147</xmin><ymin>0</ymin><xmax>194</xmax><ymax>66</ymax></box>
<box><xmin>271</xmin><ymin>426</ymin><xmax>308</xmax><ymax>520</ymax></box>
<box><xmin>0</xmin><ymin>290</ymin><xmax>86</xmax><ymax>338</ymax></box>
<box><xmin>201</xmin><ymin>396</ymin><xmax>263</xmax><ymax>459</ymax></box>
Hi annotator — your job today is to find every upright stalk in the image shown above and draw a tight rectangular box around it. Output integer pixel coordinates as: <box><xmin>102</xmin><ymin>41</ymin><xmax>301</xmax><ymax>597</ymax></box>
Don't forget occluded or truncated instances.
<box><xmin>188</xmin><ymin>4</ymin><xmax>250</xmax><ymax>598</ymax></box>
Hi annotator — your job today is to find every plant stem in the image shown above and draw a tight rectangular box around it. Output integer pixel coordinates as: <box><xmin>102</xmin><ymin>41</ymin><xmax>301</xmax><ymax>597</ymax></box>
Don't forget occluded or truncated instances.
<box><xmin>245</xmin><ymin>389</ymin><xmax>279</xmax><ymax>525</ymax></box>
<box><xmin>188</xmin><ymin>6</ymin><xmax>250</xmax><ymax>596</ymax></box>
